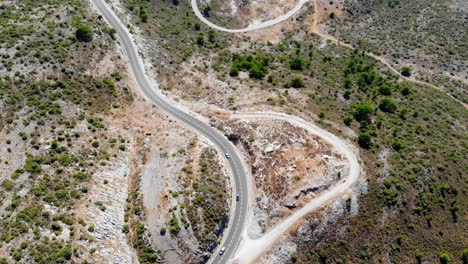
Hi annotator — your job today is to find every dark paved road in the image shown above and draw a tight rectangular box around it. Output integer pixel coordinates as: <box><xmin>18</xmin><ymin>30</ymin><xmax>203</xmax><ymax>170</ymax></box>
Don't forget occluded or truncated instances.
<box><xmin>91</xmin><ymin>0</ymin><xmax>248</xmax><ymax>263</ymax></box>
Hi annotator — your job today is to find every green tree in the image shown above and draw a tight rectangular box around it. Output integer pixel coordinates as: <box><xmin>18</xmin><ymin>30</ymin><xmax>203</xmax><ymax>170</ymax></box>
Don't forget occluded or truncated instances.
<box><xmin>76</xmin><ymin>24</ymin><xmax>93</xmax><ymax>42</ymax></box>
<box><xmin>379</xmin><ymin>98</ymin><xmax>397</xmax><ymax>113</ymax></box>
<box><xmin>401</xmin><ymin>66</ymin><xmax>412</xmax><ymax>77</ymax></box>
<box><xmin>379</xmin><ymin>84</ymin><xmax>392</xmax><ymax>95</ymax></box>
<box><xmin>289</xmin><ymin>56</ymin><xmax>305</xmax><ymax>70</ymax></box>
<box><xmin>354</xmin><ymin>103</ymin><xmax>375</xmax><ymax>121</ymax></box>
<box><xmin>358</xmin><ymin>132</ymin><xmax>372</xmax><ymax>149</ymax></box>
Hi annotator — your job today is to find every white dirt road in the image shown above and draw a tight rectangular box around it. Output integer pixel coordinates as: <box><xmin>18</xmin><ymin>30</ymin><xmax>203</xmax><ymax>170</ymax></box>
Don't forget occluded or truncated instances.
<box><xmin>191</xmin><ymin>0</ymin><xmax>309</xmax><ymax>33</ymax></box>
<box><xmin>231</xmin><ymin>112</ymin><xmax>360</xmax><ymax>263</ymax></box>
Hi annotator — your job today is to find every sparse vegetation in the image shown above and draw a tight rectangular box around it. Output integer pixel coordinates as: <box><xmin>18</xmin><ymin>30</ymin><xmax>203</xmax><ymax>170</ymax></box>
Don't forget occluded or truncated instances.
<box><xmin>0</xmin><ymin>1</ymin><xmax>133</xmax><ymax>263</ymax></box>
<box><xmin>230</xmin><ymin>53</ymin><xmax>270</xmax><ymax>80</ymax></box>
<box><xmin>329</xmin><ymin>0</ymin><xmax>466</xmax><ymax>102</ymax></box>
<box><xmin>108</xmin><ymin>0</ymin><xmax>467</xmax><ymax>263</ymax></box>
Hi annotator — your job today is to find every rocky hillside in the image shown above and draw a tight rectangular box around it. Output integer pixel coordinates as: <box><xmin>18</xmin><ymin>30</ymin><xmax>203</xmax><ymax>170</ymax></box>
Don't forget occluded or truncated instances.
<box><xmin>113</xmin><ymin>0</ymin><xmax>467</xmax><ymax>263</ymax></box>
<box><xmin>0</xmin><ymin>1</ymin><xmax>149</xmax><ymax>263</ymax></box>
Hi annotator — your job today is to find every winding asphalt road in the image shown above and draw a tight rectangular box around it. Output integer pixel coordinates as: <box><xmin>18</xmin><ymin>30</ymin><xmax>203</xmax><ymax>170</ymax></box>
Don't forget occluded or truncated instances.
<box><xmin>90</xmin><ymin>0</ymin><xmax>248</xmax><ymax>263</ymax></box>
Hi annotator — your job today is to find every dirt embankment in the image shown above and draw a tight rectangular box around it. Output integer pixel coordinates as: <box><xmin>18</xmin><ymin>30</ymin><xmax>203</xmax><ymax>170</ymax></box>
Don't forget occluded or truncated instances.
<box><xmin>138</xmin><ymin>113</ymin><xmax>231</xmax><ymax>263</ymax></box>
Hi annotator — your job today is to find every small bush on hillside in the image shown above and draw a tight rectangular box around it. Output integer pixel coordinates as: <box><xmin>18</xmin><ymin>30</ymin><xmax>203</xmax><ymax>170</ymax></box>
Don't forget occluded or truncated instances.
<box><xmin>358</xmin><ymin>132</ymin><xmax>372</xmax><ymax>149</ymax></box>
<box><xmin>354</xmin><ymin>103</ymin><xmax>375</xmax><ymax>121</ymax></box>
<box><xmin>289</xmin><ymin>56</ymin><xmax>306</xmax><ymax>71</ymax></box>
<box><xmin>379</xmin><ymin>98</ymin><xmax>397</xmax><ymax>113</ymax></box>
<box><xmin>76</xmin><ymin>24</ymin><xmax>93</xmax><ymax>42</ymax></box>
<box><xmin>290</xmin><ymin>77</ymin><xmax>305</xmax><ymax>88</ymax></box>
<box><xmin>401</xmin><ymin>66</ymin><xmax>412</xmax><ymax>77</ymax></box>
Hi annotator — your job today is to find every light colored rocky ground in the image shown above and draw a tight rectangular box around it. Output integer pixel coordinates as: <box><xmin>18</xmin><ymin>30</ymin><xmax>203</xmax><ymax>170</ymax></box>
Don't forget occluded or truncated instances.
<box><xmin>74</xmin><ymin>155</ymin><xmax>138</xmax><ymax>264</ymax></box>
<box><xmin>213</xmin><ymin>117</ymin><xmax>347</xmax><ymax>232</ymax></box>
<box><xmin>140</xmin><ymin>116</ymin><xmax>203</xmax><ymax>264</ymax></box>
<box><xmin>135</xmin><ymin>106</ymin><xmax>231</xmax><ymax>263</ymax></box>
<box><xmin>236</xmin><ymin>0</ymin><xmax>299</xmax><ymax>25</ymax></box>
<box><xmin>206</xmin><ymin>0</ymin><xmax>300</xmax><ymax>26</ymax></box>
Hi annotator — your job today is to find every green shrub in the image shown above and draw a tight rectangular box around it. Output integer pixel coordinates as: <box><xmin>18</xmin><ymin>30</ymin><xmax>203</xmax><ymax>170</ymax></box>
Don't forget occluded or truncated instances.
<box><xmin>439</xmin><ymin>253</ymin><xmax>450</xmax><ymax>264</ymax></box>
<box><xmin>290</xmin><ymin>77</ymin><xmax>305</xmax><ymax>88</ymax></box>
<box><xmin>229</xmin><ymin>66</ymin><xmax>239</xmax><ymax>77</ymax></box>
<box><xmin>379</xmin><ymin>84</ymin><xmax>392</xmax><ymax>95</ymax></box>
<box><xmin>358</xmin><ymin>132</ymin><xmax>372</xmax><ymax>149</ymax></box>
<box><xmin>2</xmin><ymin>180</ymin><xmax>14</xmax><ymax>191</ymax></box>
<box><xmin>169</xmin><ymin>215</ymin><xmax>181</xmax><ymax>235</ymax></box>
<box><xmin>76</xmin><ymin>24</ymin><xmax>93</xmax><ymax>42</ymax></box>
<box><xmin>289</xmin><ymin>56</ymin><xmax>305</xmax><ymax>70</ymax></box>
<box><xmin>379</xmin><ymin>98</ymin><xmax>397</xmax><ymax>113</ymax></box>
<box><xmin>291</xmin><ymin>252</ymin><xmax>298</xmax><ymax>262</ymax></box>
<box><xmin>203</xmin><ymin>5</ymin><xmax>211</xmax><ymax>17</ymax></box>
<box><xmin>196</xmin><ymin>33</ymin><xmax>204</xmax><ymax>46</ymax></box>
<box><xmin>401</xmin><ymin>66</ymin><xmax>412</xmax><ymax>77</ymax></box>
<box><xmin>354</xmin><ymin>103</ymin><xmax>375</xmax><ymax>121</ymax></box>
<box><xmin>139</xmin><ymin>5</ymin><xmax>149</xmax><ymax>22</ymax></box>
<box><xmin>344</xmin><ymin>115</ymin><xmax>353</xmax><ymax>126</ymax></box>
<box><xmin>249</xmin><ymin>64</ymin><xmax>265</xmax><ymax>79</ymax></box>
<box><xmin>230</xmin><ymin>53</ymin><xmax>270</xmax><ymax>80</ymax></box>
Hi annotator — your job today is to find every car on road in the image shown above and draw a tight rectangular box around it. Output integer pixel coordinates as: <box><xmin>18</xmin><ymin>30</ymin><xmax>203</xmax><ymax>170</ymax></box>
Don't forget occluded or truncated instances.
<box><xmin>225</xmin><ymin>153</ymin><xmax>230</xmax><ymax>159</ymax></box>
<box><xmin>236</xmin><ymin>193</ymin><xmax>240</xmax><ymax>201</ymax></box>
<box><xmin>219</xmin><ymin>247</ymin><xmax>226</xmax><ymax>255</ymax></box>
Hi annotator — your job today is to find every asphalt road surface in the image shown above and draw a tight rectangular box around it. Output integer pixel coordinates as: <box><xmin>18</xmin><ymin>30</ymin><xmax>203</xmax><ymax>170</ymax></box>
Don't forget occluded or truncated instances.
<box><xmin>91</xmin><ymin>0</ymin><xmax>248</xmax><ymax>263</ymax></box>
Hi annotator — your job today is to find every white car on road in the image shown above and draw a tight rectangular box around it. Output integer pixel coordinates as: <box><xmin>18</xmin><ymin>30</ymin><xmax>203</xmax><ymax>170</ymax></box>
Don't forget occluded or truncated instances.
<box><xmin>219</xmin><ymin>247</ymin><xmax>226</xmax><ymax>255</ymax></box>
